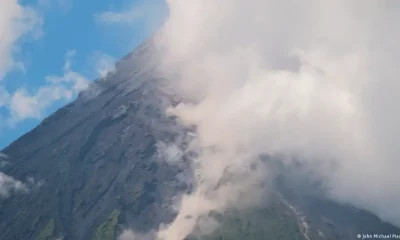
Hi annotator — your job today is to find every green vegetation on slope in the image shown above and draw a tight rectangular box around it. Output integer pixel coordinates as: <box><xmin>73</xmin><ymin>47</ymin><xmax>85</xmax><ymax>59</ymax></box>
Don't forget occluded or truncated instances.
<box><xmin>93</xmin><ymin>209</ymin><xmax>121</xmax><ymax>240</ymax></box>
<box><xmin>37</xmin><ymin>219</ymin><xmax>55</xmax><ymax>240</ymax></box>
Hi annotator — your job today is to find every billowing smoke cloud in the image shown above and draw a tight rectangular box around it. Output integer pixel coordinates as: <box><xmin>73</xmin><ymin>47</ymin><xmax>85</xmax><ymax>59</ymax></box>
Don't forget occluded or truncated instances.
<box><xmin>118</xmin><ymin>230</ymin><xmax>154</xmax><ymax>240</ymax></box>
<box><xmin>148</xmin><ymin>0</ymin><xmax>400</xmax><ymax>239</ymax></box>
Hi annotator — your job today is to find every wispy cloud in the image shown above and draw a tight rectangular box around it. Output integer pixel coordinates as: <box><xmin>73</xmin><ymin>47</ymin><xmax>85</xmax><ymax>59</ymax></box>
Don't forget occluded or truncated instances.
<box><xmin>96</xmin><ymin>0</ymin><xmax>165</xmax><ymax>24</ymax></box>
<box><xmin>0</xmin><ymin>172</ymin><xmax>29</xmax><ymax>198</ymax></box>
<box><xmin>0</xmin><ymin>170</ymin><xmax>44</xmax><ymax>198</ymax></box>
<box><xmin>0</xmin><ymin>0</ymin><xmax>43</xmax><ymax>80</ymax></box>
<box><xmin>89</xmin><ymin>51</ymin><xmax>116</xmax><ymax>79</ymax></box>
<box><xmin>0</xmin><ymin>87</ymin><xmax>10</xmax><ymax>107</ymax></box>
<box><xmin>95</xmin><ymin>0</ymin><xmax>167</xmax><ymax>42</ymax></box>
<box><xmin>26</xmin><ymin>176</ymin><xmax>44</xmax><ymax>190</ymax></box>
<box><xmin>0</xmin><ymin>151</ymin><xmax>43</xmax><ymax>198</ymax></box>
<box><xmin>37</xmin><ymin>0</ymin><xmax>73</xmax><ymax>14</ymax></box>
<box><xmin>0</xmin><ymin>48</ymin><xmax>117</xmax><ymax>131</ymax></box>
<box><xmin>97</xmin><ymin>7</ymin><xmax>145</xmax><ymax>24</ymax></box>
<box><xmin>4</xmin><ymin>50</ymin><xmax>89</xmax><ymax>125</ymax></box>
<box><xmin>0</xmin><ymin>152</ymin><xmax>8</xmax><ymax>168</ymax></box>
<box><xmin>46</xmin><ymin>50</ymin><xmax>89</xmax><ymax>93</ymax></box>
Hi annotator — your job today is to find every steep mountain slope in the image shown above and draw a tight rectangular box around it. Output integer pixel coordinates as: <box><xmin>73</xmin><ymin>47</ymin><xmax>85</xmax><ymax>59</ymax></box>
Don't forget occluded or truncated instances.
<box><xmin>0</xmin><ymin>43</ymin><xmax>183</xmax><ymax>240</ymax></box>
<box><xmin>0</xmin><ymin>42</ymin><xmax>399</xmax><ymax>240</ymax></box>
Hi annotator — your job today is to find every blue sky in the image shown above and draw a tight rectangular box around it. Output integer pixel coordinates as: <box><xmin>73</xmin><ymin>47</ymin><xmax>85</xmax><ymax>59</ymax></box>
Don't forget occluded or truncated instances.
<box><xmin>0</xmin><ymin>0</ymin><xmax>167</xmax><ymax>149</ymax></box>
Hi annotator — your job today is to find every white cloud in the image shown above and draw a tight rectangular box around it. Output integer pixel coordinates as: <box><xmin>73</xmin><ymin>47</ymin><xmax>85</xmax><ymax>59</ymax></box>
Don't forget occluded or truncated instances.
<box><xmin>90</xmin><ymin>51</ymin><xmax>116</xmax><ymax>79</ymax></box>
<box><xmin>46</xmin><ymin>50</ymin><xmax>89</xmax><ymax>92</ymax></box>
<box><xmin>0</xmin><ymin>172</ymin><xmax>43</xmax><ymax>198</ymax></box>
<box><xmin>5</xmin><ymin>50</ymin><xmax>89</xmax><ymax>124</ymax></box>
<box><xmin>37</xmin><ymin>0</ymin><xmax>73</xmax><ymax>14</ymax></box>
<box><xmin>8</xmin><ymin>86</ymin><xmax>72</xmax><ymax>122</ymax></box>
<box><xmin>26</xmin><ymin>176</ymin><xmax>44</xmax><ymax>190</ymax></box>
<box><xmin>97</xmin><ymin>7</ymin><xmax>144</xmax><ymax>24</ymax></box>
<box><xmin>1</xmin><ymin>52</ymin><xmax>89</xmax><ymax>125</ymax></box>
<box><xmin>0</xmin><ymin>0</ymin><xmax>43</xmax><ymax>80</ymax></box>
<box><xmin>151</xmin><ymin>0</ymin><xmax>400</xmax><ymax>239</ymax></box>
<box><xmin>0</xmin><ymin>156</ymin><xmax>42</xmax><ymax>199</ymax></box>
<box><xmin>118</xmin><ymin>229</ymin><xmax>153</xmax><ymax>240</ymax></box>
<box><xmin>0</xmin><ymin>87</ymin><xmax>10</xmax><ymax>107</ymax></box>
<box><xmin>0</xmin><ymin>172</ymin><xmax>29</xmax><ymax>198</ymax></box>
<box><xmin>96</xmin><ymin>0</ymin><xmax>165</xmax><ymax>24</ymax></box>
<box><xmin>0</xmin><ymin>152</ymin><xmax>8</xmax><ymax>168</ymax></box>
<box><xmin>0</xmin><ymin>0</ymin><xmax>43</xmax><ymax>128</ymax></box>
<box><xmin>0</xmin><ymin>49</ymin><xmax>117</xmax><ymax>128</ymax></box>
<box><xmin>95</xmin><ymin>0</ymin><xmax>167</xmax><ymax>44</ymax></box>
<box><xmin>118</xmin><ymin>230</ymin><xmax>138</xmax><ymax>240</ymax></box>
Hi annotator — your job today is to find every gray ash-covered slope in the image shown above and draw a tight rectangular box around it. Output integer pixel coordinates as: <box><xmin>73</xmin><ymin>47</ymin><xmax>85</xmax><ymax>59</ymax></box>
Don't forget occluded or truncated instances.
<box><xmin>0</xmin><ymin>40</ymin><xmax>399</xmax><ymax>240</ymax></box>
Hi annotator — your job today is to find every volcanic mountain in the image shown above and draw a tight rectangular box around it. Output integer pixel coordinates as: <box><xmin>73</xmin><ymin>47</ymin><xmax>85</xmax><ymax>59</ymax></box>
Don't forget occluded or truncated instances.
<box><xmin>0</xmin><ymin>41</ymin><xmax>398</xmax><ymax>240</ymax></box>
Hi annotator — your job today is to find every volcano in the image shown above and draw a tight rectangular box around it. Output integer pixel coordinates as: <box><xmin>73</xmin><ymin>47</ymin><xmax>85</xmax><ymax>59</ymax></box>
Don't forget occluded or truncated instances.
<box><xmin>0</xmin><ymin>41</ymin><xmax>398</xmax><ymax>240</ymax></box>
